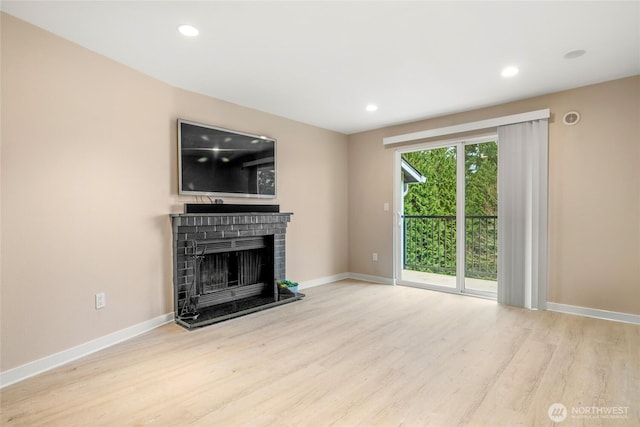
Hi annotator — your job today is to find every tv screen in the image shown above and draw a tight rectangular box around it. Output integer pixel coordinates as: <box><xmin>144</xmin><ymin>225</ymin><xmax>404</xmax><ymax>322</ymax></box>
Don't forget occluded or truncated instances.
<box><xmin>178</xmin><ymin>119</ymin><xmax>276</xmax><ymax>198</ymax></box>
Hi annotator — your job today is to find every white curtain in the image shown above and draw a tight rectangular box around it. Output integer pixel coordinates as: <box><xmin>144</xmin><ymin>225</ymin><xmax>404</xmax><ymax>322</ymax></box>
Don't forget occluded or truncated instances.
<box><xmin>497</xmin><ymin>120</ymin><xmax>548</xmax><ymax>309</ymax></box>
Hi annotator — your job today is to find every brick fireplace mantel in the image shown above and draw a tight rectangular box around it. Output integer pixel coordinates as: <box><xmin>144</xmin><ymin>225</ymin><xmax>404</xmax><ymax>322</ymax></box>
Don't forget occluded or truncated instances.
<box><xmin>170</xmin><ymin>211</ymin><xmax>297</xmax><ymax>329</ymax></box>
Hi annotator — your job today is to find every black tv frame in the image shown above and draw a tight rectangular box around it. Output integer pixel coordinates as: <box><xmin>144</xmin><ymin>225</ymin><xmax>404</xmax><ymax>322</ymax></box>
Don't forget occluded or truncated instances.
<box><xmin>178</xmin><ymin>119</ymin><xmax>276</xmax><ymax>199</ymax></box>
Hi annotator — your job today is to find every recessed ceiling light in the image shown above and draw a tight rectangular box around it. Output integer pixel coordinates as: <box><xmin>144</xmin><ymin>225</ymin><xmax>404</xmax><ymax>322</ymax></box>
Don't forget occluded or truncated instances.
<box><xmin>366</xmin><ymin>104</ymin><xmax>378</xmax><ymax>112</ymax></box>
<box><xmin>564</xmin><ymin>50</ymin><xmax>586</xmax><ymax>60</ymax></box>
<box><xmin>178</xmin><ymin>24</ymin><xmax>199</xmax><ymax>37</ymax></box>
<box><xmin>501</xmin><ymin>66</ymin><xmax>519</xmax><ymax>78</ymax></box>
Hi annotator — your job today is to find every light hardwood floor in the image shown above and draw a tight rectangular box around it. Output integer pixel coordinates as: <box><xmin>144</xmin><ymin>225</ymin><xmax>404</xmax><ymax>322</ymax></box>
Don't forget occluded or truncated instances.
<box><xmin>2</xmin><ymin>280</ymin><xmax>639</xmax><ymax>426</ymax></box>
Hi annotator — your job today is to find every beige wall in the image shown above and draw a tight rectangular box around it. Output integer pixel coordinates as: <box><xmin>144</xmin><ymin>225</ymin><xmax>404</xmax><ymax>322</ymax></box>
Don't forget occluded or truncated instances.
<box><xmin>1</xmin><ymin>14</ymin><xmax>348</xmax><ymax>371</ymax></box>
<box><xmin>349</xmin><ymin>75</ymin><xmax>640</xmax><ymax>315</ymax></box>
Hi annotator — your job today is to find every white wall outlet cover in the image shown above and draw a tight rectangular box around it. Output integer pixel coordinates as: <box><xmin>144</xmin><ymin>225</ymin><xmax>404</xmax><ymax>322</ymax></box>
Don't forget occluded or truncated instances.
<box><xmin>95</xmin><ymin>293</ymin><xmax>106</xmax><ymax>309</ymax></box>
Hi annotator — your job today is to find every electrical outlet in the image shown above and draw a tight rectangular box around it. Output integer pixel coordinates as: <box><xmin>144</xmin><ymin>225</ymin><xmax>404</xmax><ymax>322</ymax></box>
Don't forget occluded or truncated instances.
<box><xmin>95</xmin><ymin>292</ymin><xmax>106</xmax><ymax>309</ymax></box>
<box><xmin>372</xmin><ymin>252</ymin><xmax>378</xmax><ymax>262</ymax></box>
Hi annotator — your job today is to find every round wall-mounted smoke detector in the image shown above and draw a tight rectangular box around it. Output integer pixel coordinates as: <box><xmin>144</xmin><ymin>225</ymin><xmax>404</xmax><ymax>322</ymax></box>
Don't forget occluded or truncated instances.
<box><xmin>562</xmin><ymin>111</ymin><xmax>581</xmax><ymax>126</ymax></box>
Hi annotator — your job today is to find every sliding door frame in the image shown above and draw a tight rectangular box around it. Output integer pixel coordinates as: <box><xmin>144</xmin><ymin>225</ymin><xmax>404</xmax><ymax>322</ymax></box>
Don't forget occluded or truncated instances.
<box><xmin>394</xmin><ymin>135</ymin><xmax>497</xmax><ymax>299</ymax></box>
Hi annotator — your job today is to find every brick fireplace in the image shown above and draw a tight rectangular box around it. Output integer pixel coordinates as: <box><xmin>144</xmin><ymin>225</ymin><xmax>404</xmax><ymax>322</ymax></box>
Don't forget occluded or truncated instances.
<box><xmin>171</xmin><ymin>209</ymin><xmax>297</xmax><ymax>329</ymax></box>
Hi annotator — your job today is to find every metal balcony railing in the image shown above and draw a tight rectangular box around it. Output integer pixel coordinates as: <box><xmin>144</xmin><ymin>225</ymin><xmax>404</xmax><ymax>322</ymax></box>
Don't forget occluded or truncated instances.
<box><xmin>403</xmin><ymin>215</ymin><xmax>498</xmax><ymax>280</ymax></box>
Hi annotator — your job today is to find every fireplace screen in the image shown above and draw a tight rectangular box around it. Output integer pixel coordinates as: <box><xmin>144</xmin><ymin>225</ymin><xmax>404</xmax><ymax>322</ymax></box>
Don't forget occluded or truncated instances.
<box><xmin>198</xmin><ymin>249</ymin><xmax>266</xmax><ymax>293</ymax></box>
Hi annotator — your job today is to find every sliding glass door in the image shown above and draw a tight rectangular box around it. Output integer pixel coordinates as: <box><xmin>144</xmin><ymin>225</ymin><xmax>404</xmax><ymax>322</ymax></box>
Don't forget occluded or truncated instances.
<box><xmin>397</xmin><ymin>138</ymin><xmax>497</xmax><ymax>297</ymax></box>
<box><xmin>462</xmin><ymin>141</ymin><xmax>498</xmax><ymax>295</ymax></box>
<box><xmin>402</xmin><ymin>145</ymin><xmax>458</xmax><ymax>289</ymax></box>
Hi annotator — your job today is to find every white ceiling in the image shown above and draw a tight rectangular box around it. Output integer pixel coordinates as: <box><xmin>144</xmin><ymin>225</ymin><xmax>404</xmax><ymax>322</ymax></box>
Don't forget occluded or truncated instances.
<box><xmin>2</xmin><ymin>1</ymin><xmax>639</xmax><ymax>134</ymax></box>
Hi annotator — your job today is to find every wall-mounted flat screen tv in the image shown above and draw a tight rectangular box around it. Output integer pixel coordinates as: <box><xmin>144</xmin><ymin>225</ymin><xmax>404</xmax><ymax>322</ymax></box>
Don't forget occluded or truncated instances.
<box><xmin>178</xmin><ymin>119</ymin><xmax>276</xmax><ymax>198</ymax></box>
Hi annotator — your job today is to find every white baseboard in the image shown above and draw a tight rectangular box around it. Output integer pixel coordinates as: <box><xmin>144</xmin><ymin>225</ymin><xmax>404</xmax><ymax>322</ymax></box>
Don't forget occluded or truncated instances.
<box><xmin>298</xmin><ymin>273</ymin><xmax>350</xmax><ymax>290</ymax></box>
<box><xmin>0</xmin><ymin>312</ymin><xmax>175</xmax><ymax>389</ymax></box>
<box><xmin>298</xmin><ymin>272</ymin><xmax>395</xmax><ymax>289</ymax></box>
<box><xmin>546</xmin><ymin>302</ymin><xmax>640</xmax><ymax>325</ymax></box>
<box><xmin>298</xmin><ymin>272</ymin><xmax>394</xmax><ymax>289</ymax></box>
<box><xmin>347</xmin><ymin>272</ymin><xmax>395</xmax><ymax>286</ymax></box>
